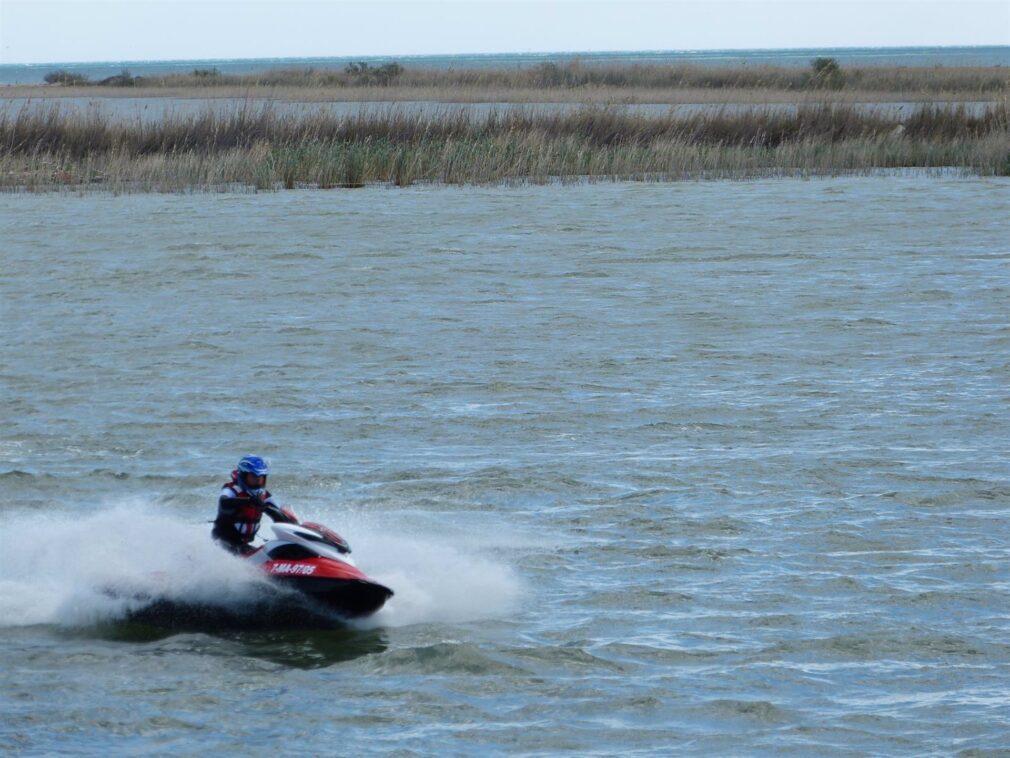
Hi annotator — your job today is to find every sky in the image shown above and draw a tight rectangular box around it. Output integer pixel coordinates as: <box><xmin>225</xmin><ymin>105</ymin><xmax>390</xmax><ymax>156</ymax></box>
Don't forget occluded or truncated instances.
<box><xmin>1</xmin><ymin>0</ymin><xmax>1008</xmax><ymax>65</ymax></box>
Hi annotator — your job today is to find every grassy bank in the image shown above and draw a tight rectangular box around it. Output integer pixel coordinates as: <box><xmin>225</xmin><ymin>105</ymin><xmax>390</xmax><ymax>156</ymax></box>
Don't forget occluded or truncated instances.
<box><xmin>2</xmin><ymin>102</ymin><xmax>1007</xmax><ymax>191</ymax></box>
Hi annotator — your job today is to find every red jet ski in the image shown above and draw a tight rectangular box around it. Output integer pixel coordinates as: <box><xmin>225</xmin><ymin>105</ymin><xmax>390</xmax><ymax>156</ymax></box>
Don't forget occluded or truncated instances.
<box><xmin>245</xmin><ymin>521</ymin><xmax>394</xmax><ymax>619</ymax></box>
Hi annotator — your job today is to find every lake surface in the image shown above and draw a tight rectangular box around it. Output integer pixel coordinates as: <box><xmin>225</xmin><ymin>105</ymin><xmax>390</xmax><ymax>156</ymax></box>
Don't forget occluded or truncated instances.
<box><xmin>1</xmin><ymin>177</ymin><xmax>1009</xmax><ymax>754</ymax></box>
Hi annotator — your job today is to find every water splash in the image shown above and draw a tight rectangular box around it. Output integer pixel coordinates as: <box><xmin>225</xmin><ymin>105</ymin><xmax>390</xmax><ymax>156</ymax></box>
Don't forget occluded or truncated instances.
<box><xmin>0</xmin><ymin>502</ymin><xmax>262</xmax><ymax>627</ymax></box>
<box><xmin>306</xmin><ymin>504</ymin><xmax>526</xmax><ymax>628</ymax></box>
<box><xmin>0</xmin><ymin>502</ymin><xmax>523</xmax><ymax>629</ymax></box>
<box><xmin>355</xmin><ymin>532</ymin><xmax>523</xmax><ymax>628</ymax></box>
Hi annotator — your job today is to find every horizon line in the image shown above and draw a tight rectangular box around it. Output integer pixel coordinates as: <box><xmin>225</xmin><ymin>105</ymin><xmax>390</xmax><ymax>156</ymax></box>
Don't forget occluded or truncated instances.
<box><xmin>5</xmin><ymin>43</ymin><xmax>1009</xmax><ymax>68</ymax></box>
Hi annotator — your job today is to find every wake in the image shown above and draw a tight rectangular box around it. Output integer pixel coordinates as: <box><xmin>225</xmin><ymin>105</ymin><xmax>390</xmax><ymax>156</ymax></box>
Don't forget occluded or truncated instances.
<box><xmin>0</xmin><ymin>502</ymin><xmax>522</xmax><ymax>630</ymax></box>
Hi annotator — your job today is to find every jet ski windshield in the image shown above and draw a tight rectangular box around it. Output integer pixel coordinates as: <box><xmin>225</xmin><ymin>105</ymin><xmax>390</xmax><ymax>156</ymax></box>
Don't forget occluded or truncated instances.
<box><xmin>299</xmin><ymin>522</ymin><xmax>351</xmax><ymax>554</ymax></box>
<box><xmin>268</xmin><ymin>522</ymin><xmax>351</xmax><ymax>556</ymax></box>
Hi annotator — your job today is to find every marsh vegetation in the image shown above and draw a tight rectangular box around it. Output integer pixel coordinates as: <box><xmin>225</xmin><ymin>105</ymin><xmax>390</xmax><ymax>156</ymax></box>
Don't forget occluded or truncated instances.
<box><xmin>3</xmin><ymin>100</ymin><xmax>1007</xmax><ymax>191</ymax></box>
<box><xmin>24</xmin><ymin>59</ymin><xmax>1010</xmax><ymax>104</ymax></box>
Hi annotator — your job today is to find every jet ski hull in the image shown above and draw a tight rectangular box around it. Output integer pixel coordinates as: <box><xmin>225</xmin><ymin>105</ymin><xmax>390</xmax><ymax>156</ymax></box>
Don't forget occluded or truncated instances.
<box><xmin>249</xmin><ymin>522</ymin><xmax>395</xmax><ymax>619</ymax></box>
<box><xmin>270</xmin><ymin>576</ymin><xmax>394</xmax><ymax>618</ymax></box>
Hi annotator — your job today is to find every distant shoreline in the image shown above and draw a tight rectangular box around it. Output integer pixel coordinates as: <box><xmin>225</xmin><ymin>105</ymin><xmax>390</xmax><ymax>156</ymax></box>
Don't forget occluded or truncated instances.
<box><xmin>7</xmin><ymin>59</ymin><xmax>1008</xmax><ymax>100</ymax></box>
<box><xmin>3</xmin><ymin>44</ymin><xmax>1009</xmax><ymax>84</ymax></box>
<box><xmin>4</xmin><ymin>59</ymin><xmax>1007</xmax><ymax>115</ymax></box>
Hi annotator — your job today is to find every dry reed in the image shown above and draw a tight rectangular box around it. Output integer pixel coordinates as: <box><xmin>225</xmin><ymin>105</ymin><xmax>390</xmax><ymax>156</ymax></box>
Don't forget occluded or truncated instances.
<box><xmin>35</xmin><ymin>61</ymin><xmax>1010</xmax><ymax>95</ymax></box>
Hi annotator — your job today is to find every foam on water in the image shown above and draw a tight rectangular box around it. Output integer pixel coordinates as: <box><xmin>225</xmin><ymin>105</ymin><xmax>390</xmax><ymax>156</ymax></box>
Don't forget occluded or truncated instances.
<box><xmin>0</xmin><ymin>501</ymin><xmax>523</xmax><ymax>629</ymax></box>
<box><xmin>303</xmin><ymin>504</ymin><xmax>527</xmax><ymax>627</ymax></box>
<box><xmin>356</xmin><ymin>531</ymin><xmax>523</xmax><ymax>628</ymax></box>
<box><xmin>0</xmin><ymin>503</ymin><xmax>262</xmax><ymax>627</ymax></box>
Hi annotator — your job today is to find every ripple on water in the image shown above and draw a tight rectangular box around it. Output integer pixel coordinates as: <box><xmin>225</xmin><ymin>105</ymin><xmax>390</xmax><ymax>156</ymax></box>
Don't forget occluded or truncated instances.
<box><xmin>1</xmin><ymin>178</ymin><xmax>1009</xmax><ymax>754</ymax></box>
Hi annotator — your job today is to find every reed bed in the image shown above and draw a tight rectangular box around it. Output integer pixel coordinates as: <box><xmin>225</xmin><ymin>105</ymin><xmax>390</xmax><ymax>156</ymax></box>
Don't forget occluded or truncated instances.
<box><xmin>3</xmin><ymin>102</ymin><xmax>1007</xmax><ymax>191</ymax></box>
<box><xmin>40</xmin><ymin>62</ymin><xmax>1010</xmax><ymax>95</ymax></box>
<box><xmin>297</xmin><ymin>62</ymin><xmax>1007</xmax><ymax>94</ymax></box>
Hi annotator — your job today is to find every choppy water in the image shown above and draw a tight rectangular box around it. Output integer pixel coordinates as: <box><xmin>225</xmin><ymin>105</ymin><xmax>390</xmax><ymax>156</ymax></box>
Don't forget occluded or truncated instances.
<box><xmin>1</xmin><ymin>178</ymin><xmax>1009</xmax><ymax>754</ymax></box>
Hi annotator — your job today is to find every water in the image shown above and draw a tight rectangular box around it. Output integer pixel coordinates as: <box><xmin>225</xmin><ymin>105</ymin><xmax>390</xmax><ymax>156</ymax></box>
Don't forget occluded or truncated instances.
<box><xmin>1</xmin><ymin>177</ymin><xmax>1009</xmax><ymax>754</ymax></box>
<box><xmin>3</xmin><ymin>97</ymin><xmax>997</xmax><ymax>125</ymax></box>
<box><xmin>2</xmin><ymin>45</ymin><xmax>1009</xmax><ymax>84</ymax></box>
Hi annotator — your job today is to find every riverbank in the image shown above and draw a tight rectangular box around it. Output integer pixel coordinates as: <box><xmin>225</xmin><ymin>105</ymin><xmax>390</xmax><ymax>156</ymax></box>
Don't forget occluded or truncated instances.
<box><xmin>2</xmin><ymin>101</ymin><xmax>1006</xmax><ymax>191</ymax></box>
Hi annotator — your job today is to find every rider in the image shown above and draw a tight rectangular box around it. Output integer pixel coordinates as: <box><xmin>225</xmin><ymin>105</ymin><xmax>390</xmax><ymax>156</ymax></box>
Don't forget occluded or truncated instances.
<box><xmin>212</xmin><ymin>455</ymin><xmax>298</xmax><ymax>554</ymax></box>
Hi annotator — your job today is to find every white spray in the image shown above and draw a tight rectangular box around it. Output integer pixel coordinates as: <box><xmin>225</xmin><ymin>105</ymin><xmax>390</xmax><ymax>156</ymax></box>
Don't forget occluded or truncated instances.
<box><xmin>0</xmin><ymin>501</ymin><xmax>524</xmax><ymax>629</ymax></box>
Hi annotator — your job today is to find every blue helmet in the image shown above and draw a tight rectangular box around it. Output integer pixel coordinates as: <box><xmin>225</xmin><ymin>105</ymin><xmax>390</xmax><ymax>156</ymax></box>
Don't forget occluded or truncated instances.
<box><xmin>236</xmin><ymin>455</ymin><xmax>270</xmax><ymax>497</ymax></box>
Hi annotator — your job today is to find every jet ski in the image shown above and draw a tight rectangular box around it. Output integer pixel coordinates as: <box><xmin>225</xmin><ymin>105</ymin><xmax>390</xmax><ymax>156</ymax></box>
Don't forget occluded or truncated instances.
<box><xmin>244</xmin><ymin>520</ymin><xmax>393</xmax><ymax>619</ymax></box>
<box><xmin>115</xmin><ymin>520</ymin><xmax>392</xmax><ymax>631</ymax></box>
